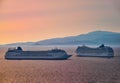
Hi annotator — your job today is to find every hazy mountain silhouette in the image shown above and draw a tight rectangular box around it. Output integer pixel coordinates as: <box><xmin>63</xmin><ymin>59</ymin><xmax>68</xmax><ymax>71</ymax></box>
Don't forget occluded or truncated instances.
<box><xmin>6</xmin><ymin>31</ymin><xmax>120</xmax><ymax>45</ymax></box>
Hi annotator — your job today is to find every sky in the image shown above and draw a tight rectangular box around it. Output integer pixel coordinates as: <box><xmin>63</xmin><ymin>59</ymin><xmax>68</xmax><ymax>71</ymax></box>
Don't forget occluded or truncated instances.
<box><xmin>0</xmin><ymin>0</ymin><xmax>120</xmax><ymax>44</ymax></box>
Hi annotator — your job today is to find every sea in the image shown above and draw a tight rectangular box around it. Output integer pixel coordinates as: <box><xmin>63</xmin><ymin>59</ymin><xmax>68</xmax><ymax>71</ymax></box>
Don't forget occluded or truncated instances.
<box><xmin>0</xmin><ymin>45</ymin><xmax>120</xmax><ymax>83</ymax></box>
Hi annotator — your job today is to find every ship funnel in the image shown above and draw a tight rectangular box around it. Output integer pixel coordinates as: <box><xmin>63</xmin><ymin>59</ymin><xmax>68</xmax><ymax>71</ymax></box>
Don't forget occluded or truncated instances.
<box><xmin>17</xmin><ymin>46</ymin><xmax>23</xmax><ymax>51</ymax></box>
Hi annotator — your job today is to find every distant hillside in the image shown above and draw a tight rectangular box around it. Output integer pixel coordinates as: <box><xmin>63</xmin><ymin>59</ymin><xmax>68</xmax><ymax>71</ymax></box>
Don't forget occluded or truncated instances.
<box><xmin>6</xmin><ymin>31</ymin><xmax>120</xmax><ymax>46</ymax></box>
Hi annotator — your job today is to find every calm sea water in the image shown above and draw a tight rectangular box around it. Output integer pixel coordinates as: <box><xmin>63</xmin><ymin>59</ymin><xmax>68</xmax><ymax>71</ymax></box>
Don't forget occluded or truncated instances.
<box><xmin>0</xmin><ymin>45</ymin><xmax>120</xmax><ymax>83</ymax></box>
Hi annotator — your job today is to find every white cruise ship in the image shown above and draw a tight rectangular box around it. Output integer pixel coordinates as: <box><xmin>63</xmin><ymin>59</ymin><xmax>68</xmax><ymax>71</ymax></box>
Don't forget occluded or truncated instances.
<box><xmin>5</xmin><ymin>47</ymin><xmax>72</xmax><ymax>60</ymax></box>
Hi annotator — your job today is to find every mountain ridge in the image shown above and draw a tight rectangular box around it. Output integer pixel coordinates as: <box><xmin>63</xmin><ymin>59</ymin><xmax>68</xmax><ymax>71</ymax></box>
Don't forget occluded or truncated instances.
<box><xmin>5</xmin><ymin>30</ymin><xmax>120</xmax><ymax>46</ymax></box>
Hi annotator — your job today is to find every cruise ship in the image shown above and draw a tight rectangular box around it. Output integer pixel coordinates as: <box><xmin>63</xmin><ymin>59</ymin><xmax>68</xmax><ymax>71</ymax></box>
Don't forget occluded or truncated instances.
<box><xmin>75</xmin><ymin>44</ymin><xmax>114</xmax><ymax>57</ymax></box>
<box><xmin>5</xmin><ymin>47</ymin><xmax>72</xmax><ymax>60</ymax></box>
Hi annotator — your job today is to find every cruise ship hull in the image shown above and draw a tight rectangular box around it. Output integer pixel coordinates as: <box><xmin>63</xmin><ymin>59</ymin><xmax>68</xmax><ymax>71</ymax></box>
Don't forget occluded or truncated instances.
<box><xmin>76</xmin><ymin>54</ymin><xmax>113</xmax><ymax>58</ymax></box>
<box><xmin>5</xmin><ymin>55</ymin><xmax>72</xmax><ymax>60</ymax></box>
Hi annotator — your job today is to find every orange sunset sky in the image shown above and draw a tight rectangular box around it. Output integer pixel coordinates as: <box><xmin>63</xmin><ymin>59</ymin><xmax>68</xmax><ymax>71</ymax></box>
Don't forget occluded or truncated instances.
<box><xmin>0</xmin><ymin>0</ymin><xmax>120</xmax><ymax>44</ymax></box>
